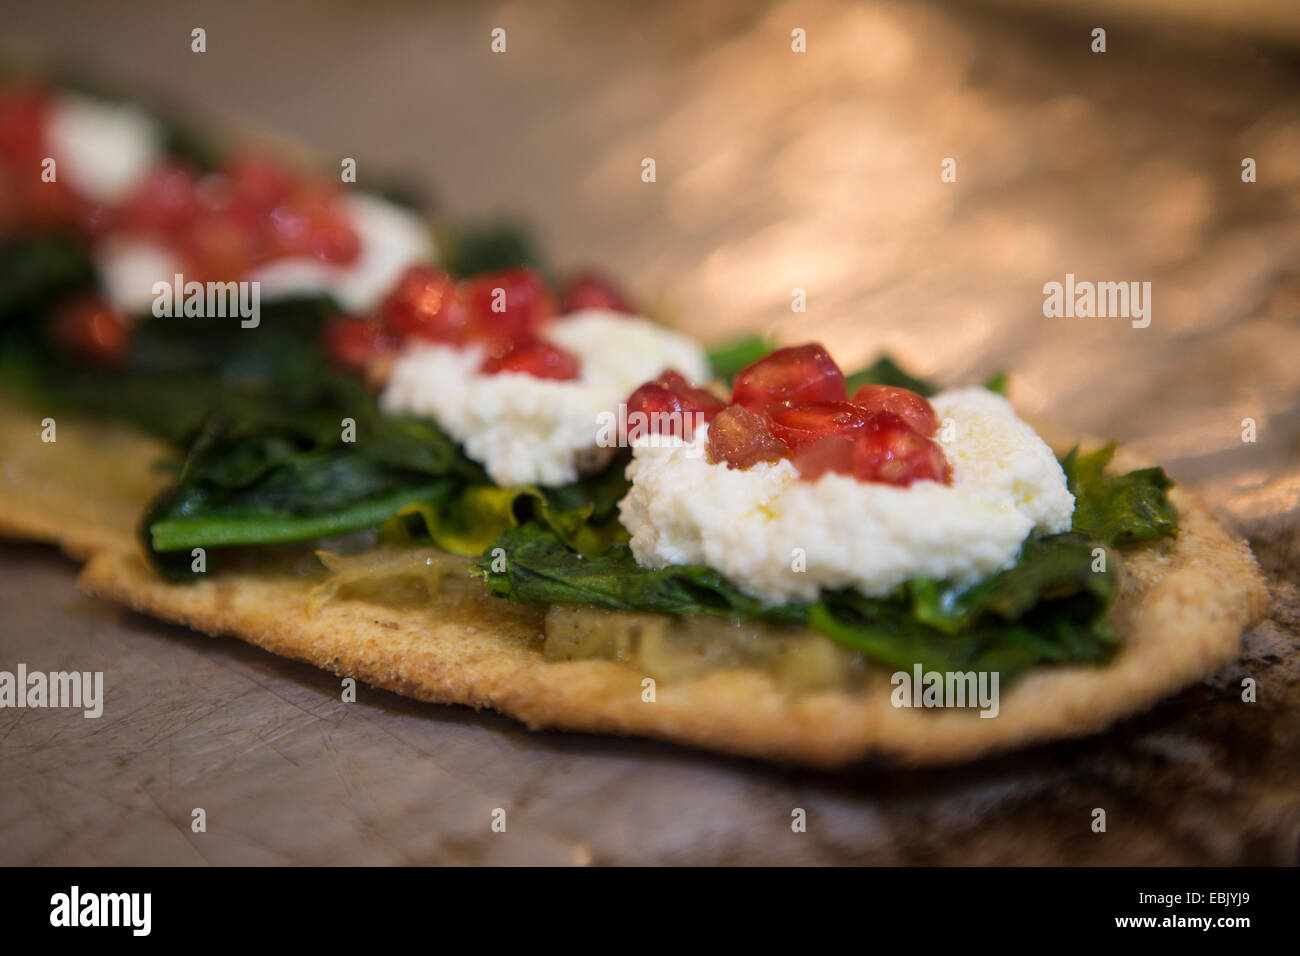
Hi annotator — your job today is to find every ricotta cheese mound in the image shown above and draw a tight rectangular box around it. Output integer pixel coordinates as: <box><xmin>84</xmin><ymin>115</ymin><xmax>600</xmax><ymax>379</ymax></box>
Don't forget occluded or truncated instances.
<box><xmin>245</xmin><ymin>193</ymin><xmax>436</xmax><ymax>313</ymax></box>
<box><xmin>617</xmin><ymin>387</ymin><xmax>1075</xmax><ymax>603</ymax></box>
<box><xmin>93</xmin><ymin>238</ymin><xmax>183</xmax><ymax>316</ymax></box>
<box><xmin>95</xmin><ymin>193</ymin><xmax>436</xmax><ymax>316</ymax></box>
<box><xmin>380</xmin><ymin>309</ymin><xmax>711</xmax><ymax>487</ymax></box>
<box><xmin>47</xmin><ymin>93</ymin><xmax>163</xmax><ymax>205</ymax></box>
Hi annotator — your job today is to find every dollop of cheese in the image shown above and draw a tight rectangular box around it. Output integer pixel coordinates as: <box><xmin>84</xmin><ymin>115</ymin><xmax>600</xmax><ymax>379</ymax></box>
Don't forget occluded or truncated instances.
<box><xmin>380</xmin><ymin>310</ymin><xmax>710</xmax><ymax>487</ymax></box>
<box><xmin>617</xmin><ymin>387</ymin><xmax>1074</xmax><ymax>602</ymax></box>
<box><xmin>47</xmin><ymin>94</ymin><xmax>163</xmax><ymax>204</ymax></box>
<box><xmin>94</xmin><ymin>193</ymin><xmax>435</xmax><ymax>316</ymax></box>
<box><xmin>245</xmin><ymin>193</ymin><xmax>436</xmax><ymax>313</ymax></box>
<box><xmin>94</xmin><ymin>238</ymin><xmax>183</xmax><ymax>316</ymax></box>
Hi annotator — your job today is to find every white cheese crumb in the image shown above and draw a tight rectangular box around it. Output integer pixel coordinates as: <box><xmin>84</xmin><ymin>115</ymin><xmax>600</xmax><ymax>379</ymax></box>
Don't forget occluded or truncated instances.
<box><xmin>380</xmin><ymin>310</ymin><xmax>710</xmax><ymax>487</ymax></box>
<box><xmin>617</xmin><ymin>388</ymin><xmax>1074</xmax><ymax>602</ymax></box>
<box><xmin>93</xmin><ymin>238</ymin><xmax>183</xmax><ymax>316</ymax></box>
<box><xmin>47</xmin><ymin>94</ymin><xmax>163</xmax><ymax>205</ymax></box>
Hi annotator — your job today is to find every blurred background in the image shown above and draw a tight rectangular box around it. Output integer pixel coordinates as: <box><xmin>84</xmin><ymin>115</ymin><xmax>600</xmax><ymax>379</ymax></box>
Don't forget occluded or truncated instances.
<box><xmin>3</xmin><ymin>0</ymin><xmax>1299</xmax><ymax>863</ymax></box>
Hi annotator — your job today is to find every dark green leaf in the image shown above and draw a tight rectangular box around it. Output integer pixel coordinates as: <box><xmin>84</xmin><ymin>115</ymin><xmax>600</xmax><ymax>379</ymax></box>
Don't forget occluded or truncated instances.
<box><xmin>908</xmin><ymin>533</ymin><xmax>1113</xmax><ymax>632</ymax></box>
<box><xmin>844</xmin><ymin>356</ymin><xmax>938</xmax><ymax>396</ymax></box>
<box><xmin>983</xmin><ymin>370</ymin><xmax>1009</xmax><ymax>395</ymax></box>
<box><xmin>0</xmin><ymin>235</ymin><xmax>95</xmax><ymax>325</ymax></box>
<box><xmin>436</xmin><ymin>220</ymin><xmax>546</xmax><ymax>278</ymax></box>
<box><xmin>476</xmin><ymin>523</ymin><xmax>806</xmax><ymax>623</ymax></box>
<box><xmin>477</xmin><ymin>525</ymin><xmax>1122</xmax><ymax>680</ymax></box>
<box><xmin>1062</xmin><ymin>443</ymin><xmax>1177</xmax><ymax>546</ymax></box>
<box><xmin>706</xmin><ymin>334</ymin><xmax>774</xmax><ymax>383</ymax></box>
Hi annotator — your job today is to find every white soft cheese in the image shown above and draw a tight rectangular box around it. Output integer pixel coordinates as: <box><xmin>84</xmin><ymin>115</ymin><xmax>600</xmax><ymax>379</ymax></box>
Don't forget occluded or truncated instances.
<box><xmin>94</xmin><ymin>192</ymin><xmax>435</xmax><ymax>316</ymax></box>
<box><xmin>245</xmin><ymin>193</ymin><xmax>436</xmax><ymax>313</ymax></box>
<box><xmin>93</xmin><ymin>237</ymin><xmax>184</xmax><ymax>316</ymax></box>
<box><xmin>617</xmin><ymin>387</ymin><xmax>1074</xmax><ymax>602</ymax></box>
<box><xmin>381</xmin><ymin>309</ymin><xmax>711</xmax><ymax>487</ymax></box>
<box><xmin>47</xmin><ymin>94</ymin><xmax>163</xmax><ymax>205</ymax></box>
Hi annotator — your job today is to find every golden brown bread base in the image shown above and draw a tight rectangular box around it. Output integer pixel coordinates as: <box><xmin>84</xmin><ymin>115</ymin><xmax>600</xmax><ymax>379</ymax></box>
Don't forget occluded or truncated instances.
<box><xmin>0</xmin><ymin>400</ymin><xmax>174</xmax><ymax>560</ymax></box>
<box><xmin>0</xmin><ymin>399</ymin><xmax>1272</xmax><ymax>767</ymax></box>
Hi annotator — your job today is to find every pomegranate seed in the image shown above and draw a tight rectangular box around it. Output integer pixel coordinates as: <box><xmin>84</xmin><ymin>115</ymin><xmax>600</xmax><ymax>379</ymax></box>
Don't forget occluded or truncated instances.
<box><xmin>50</xmin><ymin>297</ymin><xmax>129</xmax><ymax>367</ymax></box>
<box><xmin>850</xmin><ymin>384</ymin><xmax>939</xmax><ymax>436</ymax></box>
<box><xmin>731</xmin><ymin>344</ymin><xmax>846</xmax><ymax>410</ymax></box>
<box><xmin>323</xmin><ymin>316</ymin><xmax>400</xmax><ymax>374</ymax></box>
<box><xmin>189</xmin><ymin>214</ymin><xmax>260</xmax><ymax>280</ymax></box>
<box><xmin>287</xmin><ymin>179</ymin><xmax>335</xmax><ymax>218</ymax></box>
<box><xmin>268</xmin><ymin>203</ymin><xmax>313</xmax><ymax>254</ymax></box>
<box><xmin>560</xmin><ymin>271</ymin><xmax>633</xmax><ymax>314</ymax></box>
<box><xmin>763</xmin><ymin>400</ymin><xmax>874</xmax><ymax>452</ymax></box>
<box><xmin>14</xmin><ymin>177</ymin><xmax>85</xmax><ymax>232</ymax></box>
<box><xmin>227</xmin><ymin>154</ymin><xmax>294</xmax><ymax>212</ymax></box>
<box><xmin>480</xmin><ymin>338</ymin><xmax>580</xmax><ymax>380</ymax></box>
<box><xmin>380</xmin><ymin>265</ymin><xmax>466</xmax><ymax>343</ymax></box>
<box><xmin>309</xmin><ymin>216</ymin><xmax>361</xmax><ymax>265</ymax></box>
<box><xmin>116</xmin><ymin>153</ymin><xmax>360</xmax><ymax>280</ymax></box>
<box><xmin>851</xmin><ymin>412</ymin><xmax>951</xmax><ymax>486</ymax></box>
<box><xmin>0</xmin><ymin>87</ymin><xmax>48</xmax><ymax>169</ymax></box>
<box><xmin>121</xmin><ymin>162</ymin><xmax>200</xmax><ymax>236</ymax></box>
<box><xmin>792</xmin><ymin>435</ymin><xmax>857</xmax><ymax>480</ymax></box>
<box><xmin>707</xmin><ymin>404</ymin><xmax>791</xmax><ymax>469</ymax></box>
<box><xmin>458</xmin><ymin>267</ymin><xmax>555</xmax><ymax>346</ymax></box>
<box><xmin>626</xmin><ymin>370</ymin><xmax>725</xmax><ymax>439</ymax></box>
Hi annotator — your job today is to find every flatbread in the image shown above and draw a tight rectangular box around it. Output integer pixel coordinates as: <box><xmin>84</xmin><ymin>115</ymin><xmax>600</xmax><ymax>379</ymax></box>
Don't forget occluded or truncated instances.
<box><xmin>0</xmin><ymin>399</ymin><xmax>1271</xmax><ymax>767</ymax></box>
<box><xmin>0</xmin><ymin>400</ymin><xmax>174</xmax><ymax>560</ymax></box>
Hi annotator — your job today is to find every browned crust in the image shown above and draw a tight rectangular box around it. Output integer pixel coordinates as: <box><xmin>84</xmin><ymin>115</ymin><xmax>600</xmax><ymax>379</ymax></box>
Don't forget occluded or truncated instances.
<box><xmin>0</xmin><ymin>400</ymin><xmax>1272</xmax><ymax>767</ymax></box>
<box><xmin>0</xmin><ymin>401</ymin><xmax>173</xmax><ymax>560</ymax></box>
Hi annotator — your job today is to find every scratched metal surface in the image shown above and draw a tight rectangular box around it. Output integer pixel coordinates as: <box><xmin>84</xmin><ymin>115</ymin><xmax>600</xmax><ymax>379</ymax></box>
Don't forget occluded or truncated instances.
<box><xmin>1</xmin><ymin>0</ymin><xmax>1299</xmax><ymax>864</ymax></box>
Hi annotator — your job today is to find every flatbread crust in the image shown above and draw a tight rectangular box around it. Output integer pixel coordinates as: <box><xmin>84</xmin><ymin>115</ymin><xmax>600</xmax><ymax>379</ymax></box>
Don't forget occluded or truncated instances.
<box><xmin>0</xmin><ymin>399</ymin><xmax>1271</xmax><ymax>767</ymax></box>
<box><xmin>0</xmin><ymin>400</ymin><xmax>174</xmax><ymax>560</ymax></box>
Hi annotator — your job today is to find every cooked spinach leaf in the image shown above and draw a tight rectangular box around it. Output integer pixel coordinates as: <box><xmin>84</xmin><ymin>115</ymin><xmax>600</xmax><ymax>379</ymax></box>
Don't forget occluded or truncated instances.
<box><xmin>0</xmin><ymin>235</ymin><xmax>96</xmax><ymax>325</ymax></box>
<box><xmin>983</xmin><ymin>370</ymin><xmax>1009</xmax><ymax>395</ymax></box>
<box><xmin>435</xmin><ymin>220</ymin><xmax>546</xmax><ymax>278</ymax></box>
<box><xmin>476</xmin><ymin>523</ymin><xmax>807</xmax><ymax>623</ymax></box>
<box><xmin>476</xmin><ymin>525</ymin><xmax>1119</xmax><ymax>678</ymax></box>
<box><xmin>706</xmin><ymin>334</ymin><xmax>774</xmax><ymax>383</ymax></box>
<box><xmin>140</xmin><ymin>392</ymin><xmax>485</xmax><ymax>577</ymax></box>
<box><xmin>844</xmin><ymin>356</ymin><xmax>938</xmax><ymax>396</ymax></box>
<box><xmin>814</xmin><ymin>533</ymin><xmax>1118</xmax><ymax>674</ymax></box>
<box><xmin>1062</xmin><ymin>442</ymin><xmax>1177</xmax><ymax>546</ymax></box>
<box><xmin>382</xmin><ymin>455</ymin><xmax>631</xmax><ymax>559</ymax></box>
<box><xmin>0</xmin><ymin>265</ymin><xmax>347</xmax><ymax>444</ymax></box>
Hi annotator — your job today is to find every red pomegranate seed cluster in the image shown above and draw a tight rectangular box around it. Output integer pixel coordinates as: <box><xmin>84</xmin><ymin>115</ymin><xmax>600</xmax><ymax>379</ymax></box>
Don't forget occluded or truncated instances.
<box><xmin>115</xmin><ymin>154</ymin><xmax>361</xmax><ymax>281</ymax></box>
<box><xmin>624</xmin><ymin>343</ymin><xmax>951</xmax><ymax>487</ymax></box>
<box><xmin>0</xmin><ymin>87</ymin><xmax>362</xmax><ymax>280</ymax></box>
<box><xmin>0</xmin><ymin>87</ymin><xmax>89</xmax><ymax>236</ymax></box>
<box><xmin>0</xmin><ymin>88</ymin><xmax>637</xmax><ymax>377</ymax></box>
<box><xmin>48</xmin><ymin>296</ymin><xmax>129</xmax><ymax>367</ymax></box>
<box><xmin>558</xmin><ymin>271</ymin><xmax>634</xmax><ymax>315</ymax></box>
<box><xmin>1</xmin><ymin>86</ymin><xmax>370</xmax><ymax>363</ymax></box>
<box><xmin>323</xmin><ymin>265</ymin><xmax>635</xmax><ymax>382</ymax></box>
<box><xmin>625</xmin><ymin>370</ymin><xmax>726</xmax><ymax>439</ymax></box>
<box><xmin>0</xmin><ymin>87</ymin><xmax>643</xmax><ymax>388</ymax></box>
